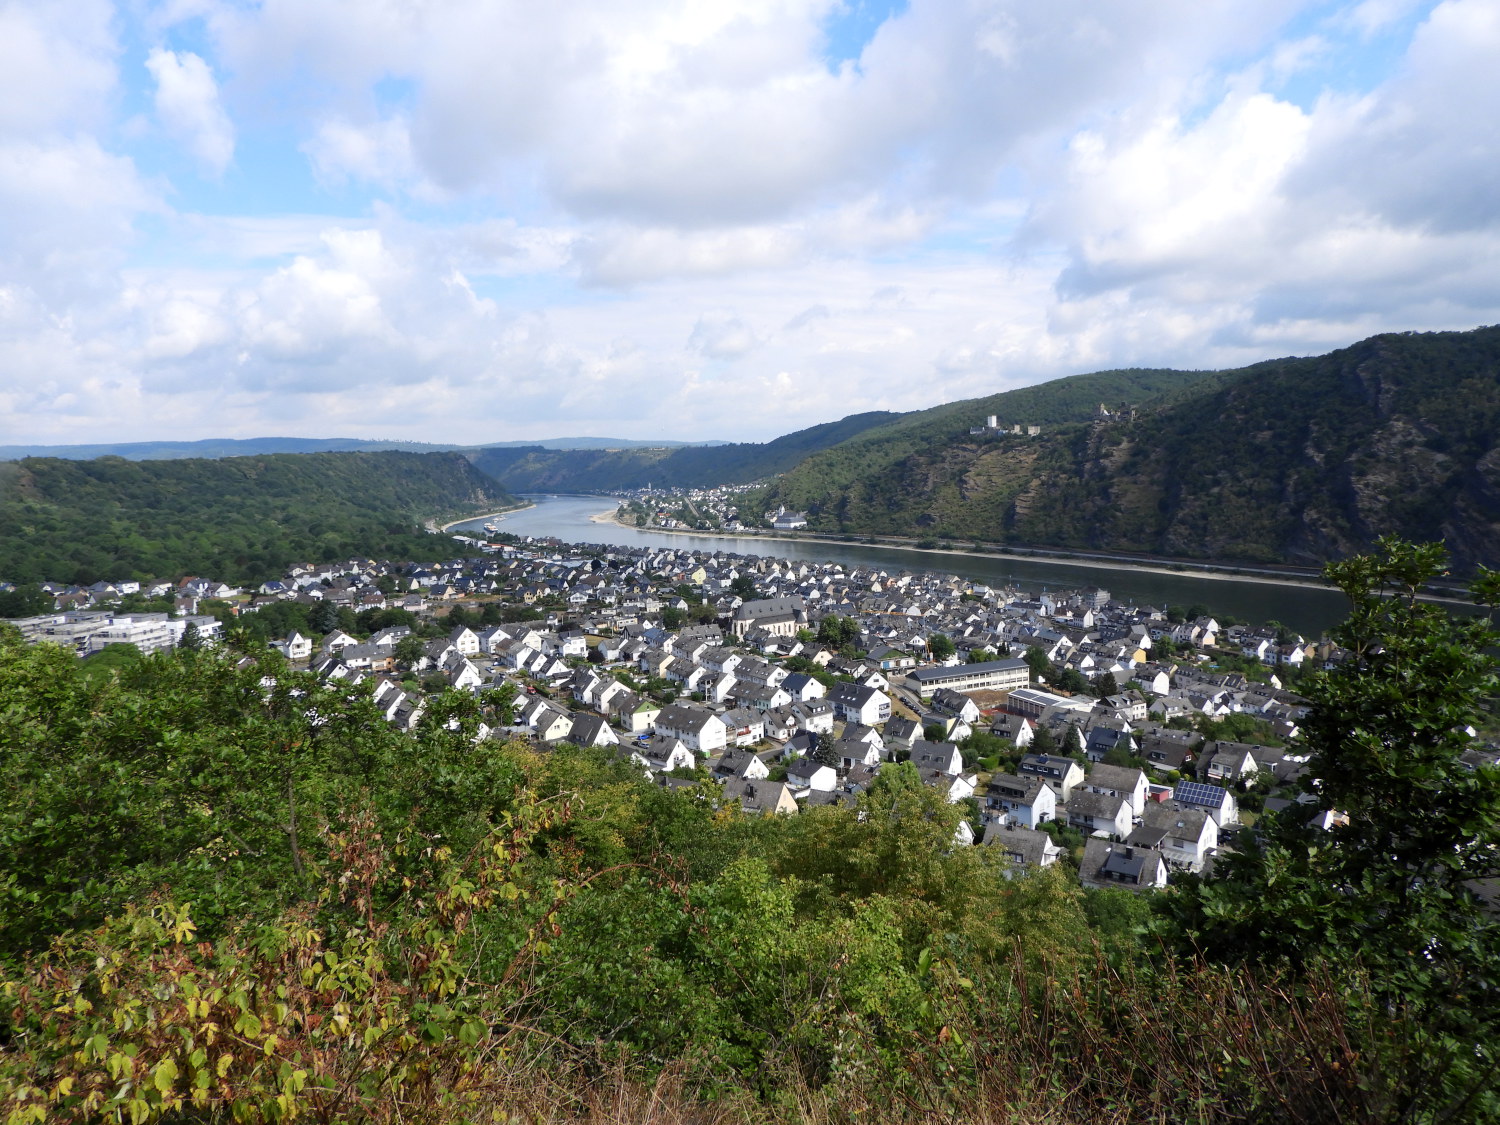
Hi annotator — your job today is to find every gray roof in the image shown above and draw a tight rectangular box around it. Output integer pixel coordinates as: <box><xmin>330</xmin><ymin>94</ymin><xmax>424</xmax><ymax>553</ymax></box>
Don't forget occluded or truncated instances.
<box><xmin>1065</xmin><ymin>790</ymin><xmax>1128</xmax><ymax>820</ymax></box>
<box><xmin>910</xmin><ymin>658</ymin><xmax>1028</xmax><ymax>684</ymax></box>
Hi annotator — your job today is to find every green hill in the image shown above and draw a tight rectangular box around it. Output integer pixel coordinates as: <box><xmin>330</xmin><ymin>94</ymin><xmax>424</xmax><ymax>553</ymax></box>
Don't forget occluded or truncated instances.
<box><xmin>0</xmin><ymin>451</ymin><xmax>515</xmax><ymax>586</ymax></box>
<box><xmin>469</xmin><ymin>410</ymin><xmax>901</xmax><ymax>491</ymax></box>
<box><xmin>0</xmin><ymin>435</ymin><xmax>723</xmax><ymax>460</ymax></box>
<box><xmin>752</xmin><ymin>327</ymin><xmax>1500</xmax><ymax>572</ymax></box>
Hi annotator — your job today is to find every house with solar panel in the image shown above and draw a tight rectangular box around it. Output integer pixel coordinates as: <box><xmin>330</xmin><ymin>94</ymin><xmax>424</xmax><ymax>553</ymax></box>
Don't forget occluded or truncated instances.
<box><xmin>1173</xmin><ymin>780</ymin><xmax>1239</xmax><ymax>826</ymax></box>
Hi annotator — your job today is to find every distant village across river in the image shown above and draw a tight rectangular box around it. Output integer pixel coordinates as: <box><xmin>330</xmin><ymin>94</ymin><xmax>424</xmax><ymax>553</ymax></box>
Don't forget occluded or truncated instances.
<box><xmin>451</xmin><ymin>493</ymin><xmax>1355</xmax><ymax>637</ymax></box>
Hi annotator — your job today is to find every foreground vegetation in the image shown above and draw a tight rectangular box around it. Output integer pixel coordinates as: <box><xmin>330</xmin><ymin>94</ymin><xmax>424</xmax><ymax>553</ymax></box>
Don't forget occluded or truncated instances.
<box><xmin>2</xmin><ymin>540</ymin><xmax>1497</xmax><ymax>1123</ymax></box>
<box><xmin>0</xmin><ymin>451</ymin><xmax>514</xmax><ymax>587</ymax></box>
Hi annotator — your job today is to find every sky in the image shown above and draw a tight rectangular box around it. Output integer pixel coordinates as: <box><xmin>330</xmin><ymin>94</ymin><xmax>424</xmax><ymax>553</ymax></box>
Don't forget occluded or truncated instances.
<box><xmin>2</xmin><ymin>0</ymin><xmax>1498</xmax><ymax>446</ymax></box>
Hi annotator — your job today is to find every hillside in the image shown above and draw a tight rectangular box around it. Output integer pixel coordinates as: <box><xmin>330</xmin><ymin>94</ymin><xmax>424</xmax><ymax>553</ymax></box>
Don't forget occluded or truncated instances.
<box><xmin>0</xmin><ymin>435</ymin><xmax>719</xmax><ymax>461</ymax></box>
<box><xmin>752</xmin><ymin>327</ymin><xmax>1500</xmax><ymax>572</ymax></box>
<box><xmin>0</xmin><ymin>437</ymin><xmax>459</xmax><ymax>461</ymax></box>
<box><xmin>470</xmin><ymin>410</ymin><xmax>901</xmax><ymax>491</ymax></box>
<box><xmin>0</xmin><ymin>451</ymin><xmax>515</xmax><ymax>585</ymax></box>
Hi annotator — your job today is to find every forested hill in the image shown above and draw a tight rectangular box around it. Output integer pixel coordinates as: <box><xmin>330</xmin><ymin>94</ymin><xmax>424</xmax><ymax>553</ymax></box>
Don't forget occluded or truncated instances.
<box><xmin>0</xmin><ymin>451</ymin><xmax>515</xmax><ymax>586</ymax></box>
<box><xmin>469</xmin><ymin>410</ymin><xmax>901</xmax><ymax>492</ymax></box>
<box><xmin>0</xmin><ymin>434</ymin><xmax>720</xmax><ymax>461</ymax></box>
<box><xmin>751</xmin><ymin>326</ymin><xmax>1500</xmax><ymax>573</ymax></box>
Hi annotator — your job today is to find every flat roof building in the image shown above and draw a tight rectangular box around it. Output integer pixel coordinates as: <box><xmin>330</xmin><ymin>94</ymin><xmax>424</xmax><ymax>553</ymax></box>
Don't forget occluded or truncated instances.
<box><xmin>909</xmin><ymin>658</ymin><xmax>1030</xmax><ymax>699</ymax></box>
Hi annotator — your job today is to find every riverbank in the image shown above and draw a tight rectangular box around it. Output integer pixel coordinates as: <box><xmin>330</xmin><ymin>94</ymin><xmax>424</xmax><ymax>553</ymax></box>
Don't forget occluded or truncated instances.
<box><xmin>436</xmin><ymin>499</ymin><xmax>535</xmax><ymax>533</ymax></box>
<box><xmin>593</xmin><ymin>507</ymin><xmax>1449</xmax><ymax>604</ymax></box>
<box><xmin>598</xmin><ymin>508</ymin><xmax>1346</xmax><ymax>589</ymax></box>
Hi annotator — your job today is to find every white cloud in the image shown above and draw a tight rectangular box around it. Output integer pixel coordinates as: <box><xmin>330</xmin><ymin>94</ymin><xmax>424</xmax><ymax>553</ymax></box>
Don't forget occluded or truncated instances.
<box><xmin>203</xmin><ymin>0</ymin><xmax>1310</xmax><ymax>231</ymax></box>
<box><xmin>146</xmin><ymin>48</ymin><xmax>235</xmax><ymax>176</ymax></box>
<box><xmin>0</xmin><ymin>0</ymin><xmax>116</xmax><ymax>135</ymax></box>
<box><xmin>1295</xmin><ymin>0</ymin><xmax>1500</xmax><ymax>234</ymax></box>
<box><xmin>0</xmin><ymin>137</ymin><xmax>155</xmax><ymax>303</ymax></box>
<box><xmin>4</xmin><ymin>0</ymin><xmax>1500</xmax><ymax>448</ymax></box>
<box><xmin>688</xmin><ymin>311</ymin><xmax>761</xmax><ymax>359</ymax></box>
<box><xmin>303</xmin><ymin>115</ymin><xmax>418</xmax><ymax>192</ymax></box>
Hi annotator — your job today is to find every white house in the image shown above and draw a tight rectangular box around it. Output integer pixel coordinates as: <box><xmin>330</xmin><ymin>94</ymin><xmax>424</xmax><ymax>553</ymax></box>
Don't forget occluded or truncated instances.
<box><xmin>785</xmin><ymin>757</ymin><xmax>838</xmax><ymax>792</ymax></box>
<box><xmin>827</xmin><ymin>682</ymin><xmax>891</xmax><ymax>726</ymax></box>
<box><xmin>632</xmin><ymin>734</ymin><xmax>697</xmax><ymax>774</ymax></box>
<box><xmin>1081</xmin><ymin>763</ymin><xmax>1148</xmax><ymax>818</ymax></box>
<box><xmin>983</xmin><ymin>773</ymin><xmax>1056</xmax><ymax>828</ymax></box>
<box><xmin>1064</xmin><ymin>790</ymin><xmax>1134</xmax><ymax>839</ymax></box>
<box><xmin>653</xmin><ymin>703</ymin><xmax>728</xmax><ymax>755</ymax></box>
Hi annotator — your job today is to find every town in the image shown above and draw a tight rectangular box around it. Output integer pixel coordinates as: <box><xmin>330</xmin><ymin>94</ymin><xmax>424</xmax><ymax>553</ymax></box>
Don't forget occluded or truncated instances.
<box><xmin>11</xmin><ymin>532</ymin><xmax>1485</xmax><ymax>897</ymax></box>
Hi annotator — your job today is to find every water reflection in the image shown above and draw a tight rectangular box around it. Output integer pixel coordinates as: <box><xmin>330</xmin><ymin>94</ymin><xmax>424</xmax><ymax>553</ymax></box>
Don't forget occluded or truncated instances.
<box><xmin>454</xmin><ymin>494</ymin><xmax>1354</xmax><ymax>636</ymax></box>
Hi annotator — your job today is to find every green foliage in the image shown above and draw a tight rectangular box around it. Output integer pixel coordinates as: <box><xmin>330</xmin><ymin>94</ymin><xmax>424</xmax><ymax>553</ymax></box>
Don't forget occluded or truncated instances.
<box><xmin>0</xmin><ymin>583</ymin><xmax>53</xmax><ymax>617</ymax></box>
<box><xmin>0</xmin><ymin>576</ymin><xmax>1481</xmax><ymax>1121</ymax></box>
<box><xmin>750</xmin><ymin>326</ymin><xmax>1500</xmax><ymax>572</ymax></box>
<box><xmin>809</xmin><ymin>733</ymin><xmax>841</xmax><ymax>769</ymax></box>
<box><xmin>471</xmin><ymin>411</ymin><xmax>901</xmax><ymax>492</ymax></box>
<box><xmin>0</xmin><ymin>451</ymin><xmax>513</xmax><ymax>586</ymax></box>
<box><xmin>1159</xmin><ymin>538</ymin><xmax>1500</xmax><ymax>1116</ymax></box>
<box><xmin>1022</xmin><ymin>645</ymin><xmax>1050</xmax><ymax>681</ymax></box>
<box><xmin>1193</xmin><ymin>711</ymin><xmax>1284</xmax><ymax>746</ymax></box>
<box><xmin>1030</xmin><ymin>725</ymin><xmax>1058</xmax><ymax>754</ymax></box>
<box><xmin>1054</xmin><ymin>666</ymin><xmax>1090</xmax><ymax>695</ymax></box>
<box><xmin>815</xmin><ymin>614</ymin><xmax>860</xmax><ymax>650</ymax></box>
<box><xmin>927</xmin><ymin>632</ymin><xmax>956</xmax><ymax>661</ymax></box>
<box><xmin>0</xmin><ymin>629</ymin><xmax>525</xmax><ymax>954</ymax></box>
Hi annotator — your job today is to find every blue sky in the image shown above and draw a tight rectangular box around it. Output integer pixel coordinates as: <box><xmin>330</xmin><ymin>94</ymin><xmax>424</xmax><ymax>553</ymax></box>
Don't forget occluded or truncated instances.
<box><xmin>1</xmin><ymin>0</ymin><xmax>1496</xmax><ymax>445</ymax></box>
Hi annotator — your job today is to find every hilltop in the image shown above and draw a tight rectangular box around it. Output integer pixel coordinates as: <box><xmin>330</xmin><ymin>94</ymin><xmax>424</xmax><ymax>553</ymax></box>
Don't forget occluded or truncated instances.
<box><xmin>469</xmin><ymin>410</ymin><xmax>901</xmax><ymax>491</ymax></box>
<box><xmin>0</xmin><ymin>450</ymin><xmax>515</xmax><ymax>585</ymax></box>
<box><xmin>748</xmin><ymin>326</ymin><xmax>1500</xmax><ymax>573</ymax></box>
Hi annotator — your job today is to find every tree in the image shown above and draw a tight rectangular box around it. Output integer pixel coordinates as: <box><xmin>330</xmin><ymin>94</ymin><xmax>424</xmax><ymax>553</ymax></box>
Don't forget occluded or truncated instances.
<box><xmin>308</xmin><ymin>599</ymin><xmax>339</xmax><ymax>635</ymax></box>
<box><xmin>927</xmin><ymin>633</ymin><xmax>956</xmax><ymax>661</ymax></box>
<box><xmin>0</xmin><ymin>583</ymin><xmax>54</xmax><ymax>618</ymax></box>
<box><xmin>1091</xmin><ymin>670</ymin><xmax>1117</xmax><ymax>700</ymax></box>
<box><xmin>817</xmin><ymin>615</ymin><xmax>860</xmax><ymax>649</ymax></box>
<box><xmin>177</xmin><ymin>621</ymin><xmax>203</xmax><ymax>652</ymax></box>
<box><xmin>1055</xmin><ymin>667</ymin><xmax>1090</xmax><ymax>695</ymax></box>
<box><xmin>1061</xmin><ymin>723</ymin><xmax>1085</xmax><ymax>761</ymax></box>
<box><xmin>810</xmin><ymin>732</ymin><xmax>841</xmax><ymax>769</ymax></box>
<box><xmin>394</xmin><ymin>635</ymin><xmax>426</xmax><ymax>670</ymax></box>
<box><xmin>1159</xmin><ymin>539</ymin><xmax>1500</xmax><ymax>1110</ymax></box>
<box><xmin>730</xmin><ymin>574</ymin><xmax>757</xmax><ymax>599</ymax></box>
<box><xmin>1023</xmin><ymin>646</ymin><xmax>1050</xmax><ymax>682</ymax></box>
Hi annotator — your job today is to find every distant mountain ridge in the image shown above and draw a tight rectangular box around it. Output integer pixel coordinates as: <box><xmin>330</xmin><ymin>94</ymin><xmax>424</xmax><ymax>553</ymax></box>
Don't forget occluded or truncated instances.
<box><xmin>750</xmin><ymin>326</ymin><xmax>1500</xmax><ymax>573</ymax></box>
<box><xmin>0</xmin><ymin>436</ymin><xmax>722</xmax><ymax>461</ymax></box>
<box><xmin>9</xmin><ymin>326</ymin><xmax>1497</xmax><ymax>576</ymax></box>
<box><xmin>469</xmin><ymin>411</ymin><xmax>903</xmax><ymax>492</ymax></box>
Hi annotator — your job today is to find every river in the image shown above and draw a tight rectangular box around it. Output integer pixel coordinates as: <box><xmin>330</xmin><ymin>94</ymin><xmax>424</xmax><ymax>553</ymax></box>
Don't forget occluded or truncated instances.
<box><xmin>452</xmin><ymin>494</ymin><xmax>1356</xmax><ymax>636</ymax></box>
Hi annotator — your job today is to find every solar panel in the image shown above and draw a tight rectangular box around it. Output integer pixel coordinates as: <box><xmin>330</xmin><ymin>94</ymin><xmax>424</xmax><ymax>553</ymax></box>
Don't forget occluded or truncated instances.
<box><xmin>1174</xmin><ymin>781</ymin><xmax>1228</xmax><ymax>808</ymax></box>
